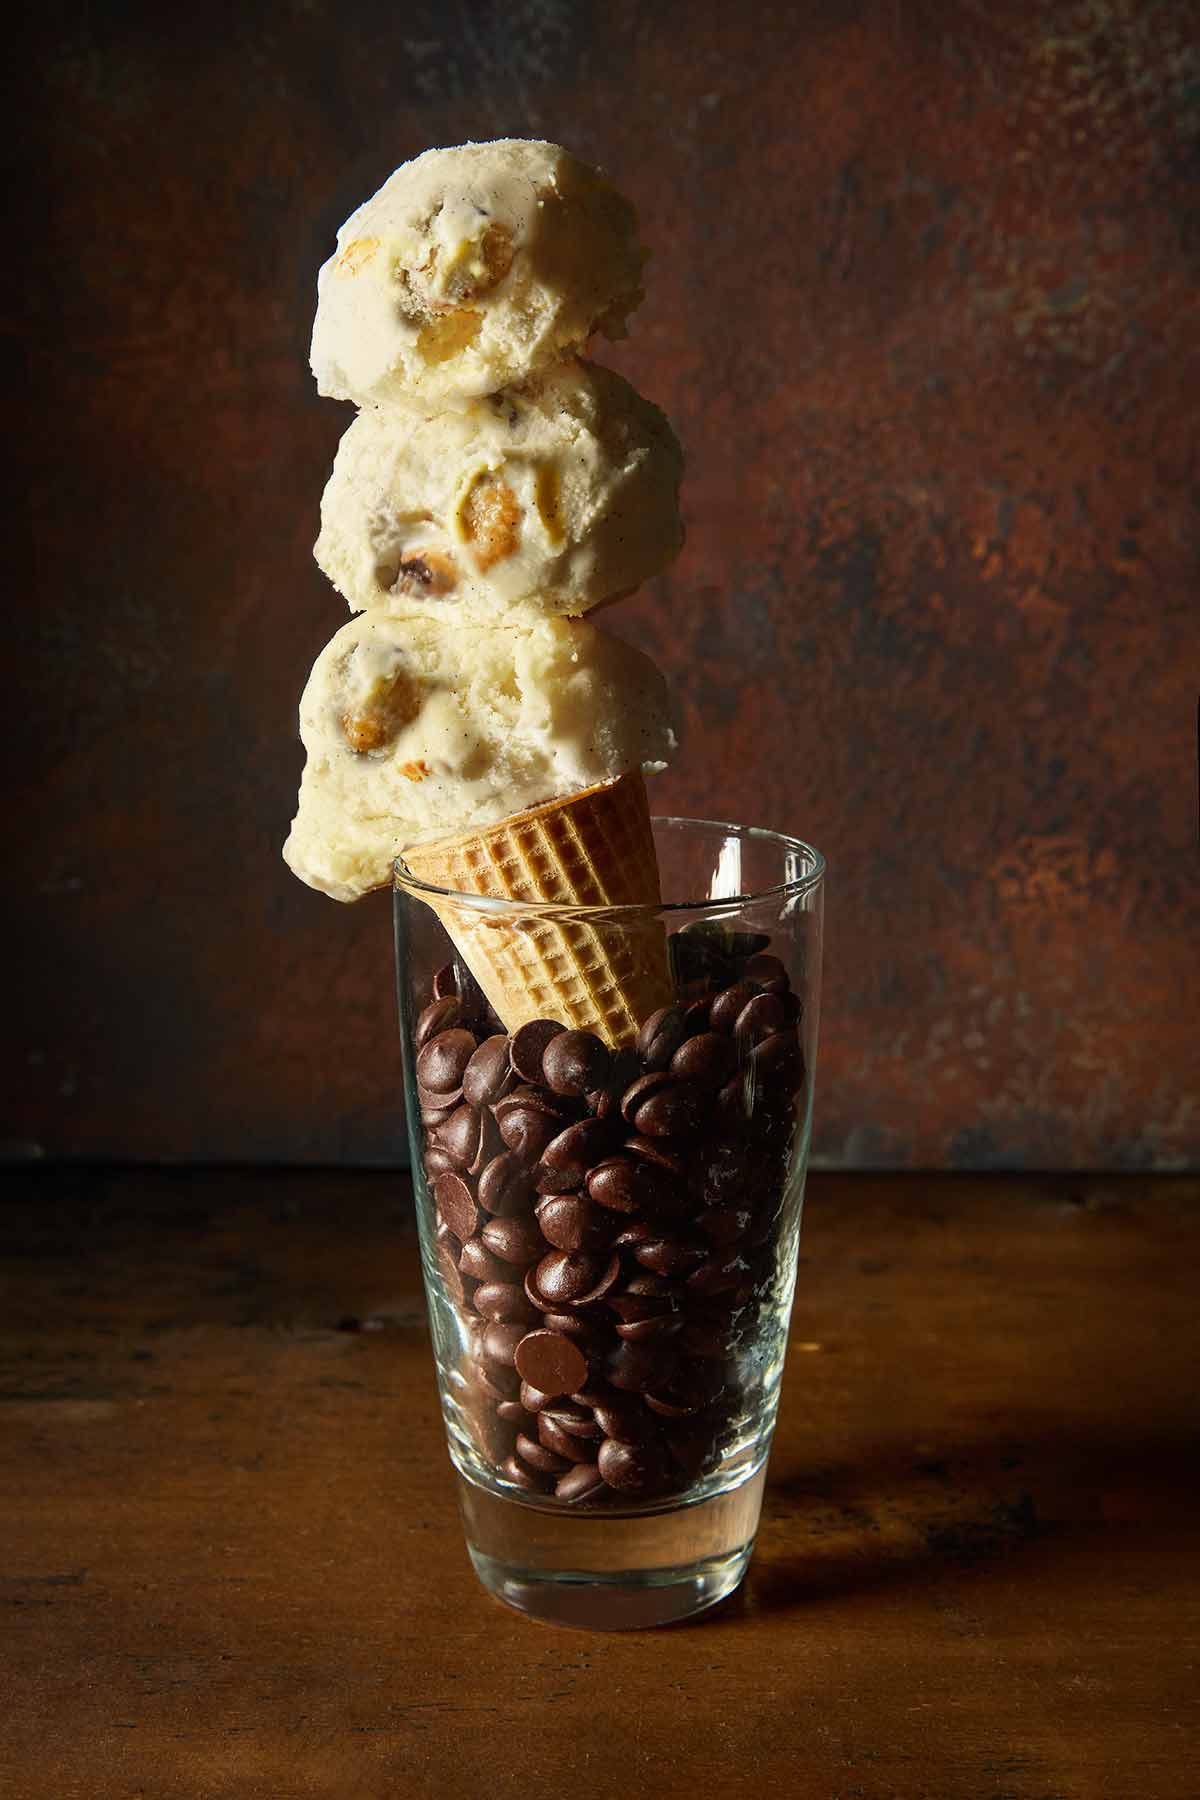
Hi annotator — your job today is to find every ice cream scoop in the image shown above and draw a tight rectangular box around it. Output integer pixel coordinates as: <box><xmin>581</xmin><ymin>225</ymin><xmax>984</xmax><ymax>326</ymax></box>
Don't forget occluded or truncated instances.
<box><xmin>283</xmin><ymin>612</ymin><xmax>678</xmax><ymax>903</ymax></box>
<box><xmin>310</xmin><ymin>140</ymin><xmax>646</xmax><ymax>413</ymax></box>
<box><xmin>315</xmin><ymin>359</ymin><xmax>683</xmax><ymax>621</ymax></box>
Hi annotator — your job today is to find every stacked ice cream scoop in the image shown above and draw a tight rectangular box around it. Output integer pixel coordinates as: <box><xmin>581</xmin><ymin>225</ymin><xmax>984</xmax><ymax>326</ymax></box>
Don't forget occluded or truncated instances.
<box><xmin>285</xmin><ymin>140</ymin><xmax>684</xmax><ymax>1043</ymax></box>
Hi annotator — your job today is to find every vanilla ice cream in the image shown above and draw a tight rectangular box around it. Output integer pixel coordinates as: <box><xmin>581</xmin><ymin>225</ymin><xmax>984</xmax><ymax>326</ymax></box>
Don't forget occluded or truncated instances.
<box><xmin>283</xmin><ymin>612</ymin><xmax>678</xmax><ymax>902</ymax></box>
<box><xmin>314</xmin><ymin>359</ymin><xmax>683</xmax><ymax>620</ymax></box>
<box><xmin>311</xmin><ymin>141</ymin><xmax>646</xmax><ymax>413</ymax></box>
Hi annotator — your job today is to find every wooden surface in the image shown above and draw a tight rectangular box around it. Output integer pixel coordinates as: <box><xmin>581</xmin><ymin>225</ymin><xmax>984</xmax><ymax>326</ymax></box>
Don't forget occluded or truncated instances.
<box><xmin>2</xmin><ymin>1169</ymin><xmax>1197</xmax><ymax>1798</ymax></box>
<box><xmin>9</xmin><ymin>0</ymin><xmax>1199</xmax><ymax>1169</ymax></box>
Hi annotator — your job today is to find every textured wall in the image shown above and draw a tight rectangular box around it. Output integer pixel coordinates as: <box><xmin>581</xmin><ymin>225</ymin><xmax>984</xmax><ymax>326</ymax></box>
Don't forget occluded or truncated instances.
<box><xmin>7</xmin><ymin>0</ymin><xmax>1197</xmax><ymax>1168</ymax></box>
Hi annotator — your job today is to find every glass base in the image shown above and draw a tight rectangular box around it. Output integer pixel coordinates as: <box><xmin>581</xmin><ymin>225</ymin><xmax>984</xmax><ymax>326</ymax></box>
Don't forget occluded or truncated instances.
<box><xmin>456</xmin><ymin>1463</ymin><xmax>766</xmax><ymax>1630</ymax></box>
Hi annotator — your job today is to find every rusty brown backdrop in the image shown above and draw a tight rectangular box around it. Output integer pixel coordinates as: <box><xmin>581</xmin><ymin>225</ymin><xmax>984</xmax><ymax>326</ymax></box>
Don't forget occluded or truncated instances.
<box><xmin>6</xmin><ymin>0</ymin><xmax>1197</xmax><ymax>1169</ymax></box>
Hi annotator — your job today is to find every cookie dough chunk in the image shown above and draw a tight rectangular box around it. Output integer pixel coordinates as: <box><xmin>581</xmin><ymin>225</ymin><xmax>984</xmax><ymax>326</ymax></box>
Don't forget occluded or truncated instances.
<box><xmin>311</xmin><ymin>141</ymin><xmax>646</xmax><ymax>411</ymax></box>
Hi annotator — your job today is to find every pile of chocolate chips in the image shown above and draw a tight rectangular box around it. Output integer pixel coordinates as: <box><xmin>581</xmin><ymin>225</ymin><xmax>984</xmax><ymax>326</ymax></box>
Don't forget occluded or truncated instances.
<box><xmin>414</xmin><ymin>924</ymin><xmax>806</xmax><ymax>1505</ymax></box>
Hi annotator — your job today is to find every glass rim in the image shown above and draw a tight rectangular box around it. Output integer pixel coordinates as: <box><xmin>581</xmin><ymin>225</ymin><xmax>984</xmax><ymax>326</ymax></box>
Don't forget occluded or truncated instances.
<box><xmin>394</xmin><ymin>814</ymin><xmax>825</xmax><ymax>919</ymax></box>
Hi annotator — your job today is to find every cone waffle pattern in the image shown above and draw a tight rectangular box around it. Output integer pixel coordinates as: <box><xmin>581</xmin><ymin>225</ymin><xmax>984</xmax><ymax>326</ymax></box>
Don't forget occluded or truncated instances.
<box><xmin>402</xmin><ymin>773</ymin><xmax>672</xmax><ymax>1046</ymax></box>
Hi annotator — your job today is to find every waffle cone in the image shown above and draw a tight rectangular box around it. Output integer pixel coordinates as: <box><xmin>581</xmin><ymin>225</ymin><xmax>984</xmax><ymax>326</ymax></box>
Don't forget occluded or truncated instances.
<box><xmin>400</xmin><ymin>772</ymin><xmax>672</xmax><ymax>1046</ymax></box>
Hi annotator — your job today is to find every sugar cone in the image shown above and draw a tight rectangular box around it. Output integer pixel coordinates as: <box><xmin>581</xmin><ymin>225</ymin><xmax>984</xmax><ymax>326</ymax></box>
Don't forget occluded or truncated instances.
<box><xmin>399</xmin><ymin>772</ymin><xmax>672</xmax><ymax>1046</ymax></box>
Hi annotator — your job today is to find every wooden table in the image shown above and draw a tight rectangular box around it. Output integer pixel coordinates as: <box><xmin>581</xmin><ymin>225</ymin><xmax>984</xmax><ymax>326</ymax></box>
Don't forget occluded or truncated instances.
<box><xmin>3</xmin><ymin>1169</ymin><xmax>1197</xmax><ymax>1799</ymax></box>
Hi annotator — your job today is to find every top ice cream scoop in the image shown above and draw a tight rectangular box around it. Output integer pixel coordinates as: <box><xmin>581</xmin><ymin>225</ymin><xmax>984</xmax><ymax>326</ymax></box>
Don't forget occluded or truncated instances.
<box><xmin>310</xmin><ymin>140</ymin><xmax>646</xmax><ymax>412</ymax></box>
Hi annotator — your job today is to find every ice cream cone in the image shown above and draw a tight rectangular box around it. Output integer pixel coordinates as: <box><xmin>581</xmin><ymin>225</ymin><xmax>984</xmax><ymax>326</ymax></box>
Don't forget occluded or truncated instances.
<box><xmin>399</xmin><ymin>771</ymin><xmax>672</xmax><ymax>1046</ymax></box>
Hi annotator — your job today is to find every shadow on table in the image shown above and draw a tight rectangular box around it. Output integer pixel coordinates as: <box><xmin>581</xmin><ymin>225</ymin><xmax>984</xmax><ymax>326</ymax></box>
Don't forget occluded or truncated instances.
<box><xmin>693</xmin><ymin>1416</ymin><xmax>1199</xmax><ymax>1626</ymax></box>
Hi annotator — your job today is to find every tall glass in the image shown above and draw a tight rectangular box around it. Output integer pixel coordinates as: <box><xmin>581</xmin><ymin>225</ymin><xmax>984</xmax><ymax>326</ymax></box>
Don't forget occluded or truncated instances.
<box><xmin>394</xmin><ymin>818</ymin><xmax>824</xmax><ymax>1629</ymax></box>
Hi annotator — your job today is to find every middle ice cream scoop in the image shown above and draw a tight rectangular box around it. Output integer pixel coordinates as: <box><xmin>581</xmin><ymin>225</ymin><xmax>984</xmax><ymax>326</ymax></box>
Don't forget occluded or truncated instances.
<box><xmin>283</xmin><ymin>611</ymin><xmax>678</xmax><ymax>903</ymax></box>
<box><xmin>315</xmin><ymin>360</ymin><xmax>683</xmax><ymax>621</ymax></box>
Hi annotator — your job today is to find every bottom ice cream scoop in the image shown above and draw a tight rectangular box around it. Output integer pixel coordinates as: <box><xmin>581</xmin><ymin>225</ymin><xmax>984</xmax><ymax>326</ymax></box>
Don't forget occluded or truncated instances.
<box><xmin>283</xmin><ymin>611</ymin><xmax>678</xmax><ymax>902</ymax></box>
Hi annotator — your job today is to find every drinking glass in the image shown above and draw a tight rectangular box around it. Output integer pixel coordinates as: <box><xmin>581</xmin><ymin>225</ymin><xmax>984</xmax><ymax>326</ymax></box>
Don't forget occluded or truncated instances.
<box><xmin>394</xmin><ymin>817</ymin><xmax>824</xmax><ymax>1628</ymax></box>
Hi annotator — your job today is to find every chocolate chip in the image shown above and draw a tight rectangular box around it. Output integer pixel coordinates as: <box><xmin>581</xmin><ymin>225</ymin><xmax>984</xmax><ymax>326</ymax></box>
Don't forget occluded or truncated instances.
<box><xmin>668</xmin><ymin>928</ymin><xmax>734</xmax><ymax>987</ymax></box>
<box><xmin>514</xmin><ymin>1329</ymin><xmax>589</xmax><ymax>1397</ymax></box>
<box><xmin>569</xmin><ymin>1252</ymin><xmax>622</xmax><ymax>1306</ymax></box>
<box><xmin>751</xmin><ymin>1030</ymin><xmax>805</xmax><ymax>1090</ymax></box>
<box><xmin>587</xmin><ymin>1048</ymin><xmax>641</xmax><ymax>1119</ymax></box>
<box><xmin>636</xmin><ymin>1006</ymin><xmax>687</xmax><ymax>1070</ymax></box>
<box><xmin>606</xmin><ymin>1291</ymin><xmax>674</xmax><ymax>1323</ymax></box>
<box><xmin>532</xmin><ymin>1162</ymin><xmax>577</xmax><ymax>1198</ymax></box>
<box><xmin>423</xmin><ymin>1142</ymin><xmax>457</xmax><ymax>1179</ymax></box>
<box><xmin>570</xmin><ymin>1378</ymin><xmax>622</xmax><ymax>1409</ymax></box>
<box><xmin>536</xmin><ymin>1310</ymin><xmax>601</xmax><ymax>1347</ymax></box>
<box><xmin>494</xmin><ymin>1083</ymin><xmax>569</xmax><ymax>1118</ymax></box>
<box><xmin>523</xmin><ymin>1263</ymin><xmax>552</xmax><ymax>1311</ymax></box>
<box><xmin>555</xmin><ymin>1462</ymin><xmax>606</xmax><ymax>1502</ymax></box>
<box><xmin>472</xmin><ymin>1358</ymin><xmax>519</xmax><ymax>1402</ymax></box>
<box><xmin>622</xmin><ymin>1272</ymin><xmax>677</xmax><ymax>1299</ymax></box>
<box><xmin>481</xmin><ymin>1321</ymin><xmax>525</xmax><ymax>1368</ymax></box>
<box><xmin>620</xmin><ymin>1070</ymin><xmax>674</xmax><ymax>1125</ymax></box>
<box><xmin>741</xmin><ymin>952</ymin><xmax>790</xmax><ymax>991</ymax></box>
<box><xmin>458</xmin><ymin>1236</ymin><xmax>508</xmax><ymax>1284</ymax></box>
<box><xmin>693</xmin><ymin>1136</ymin><xmax>745</xmax><ymax>1201</ymax></box>
<box><xmin>630</xmin><ymin>1080</ymin><xmax>704</xmax><ymax>1139</ymax></box>
<box><xmin>669</xmin><ymin>1030</ymin><xmax>738</xmax><ymax>1091</ymax></box>
<box><xmin>515</xmin><ymin>1431</ymin><xmax>571</xmax><ymax>1474</ymax></box>
<box><xmin>633</xmin><ymin>1237</ymin><xmax>707</xmax><ymax>1277</ymax></box>
<box><xmin>715</xmin><ymin>1076</ymin><xmax>752</xmax><ymax>1128</ymax></box>
<box><xmin>432</xmin><ymin>962</ymin><xmax>458</xmax><ymax>999</ymax></box>
<box><xmin>533</xmin><ymin>1250</ymin><xmax>599</xmax><ymax>1306</ymax></box>
<box><xmin>416</xmin><ymin>1028</ymin><xmax>478</xmax><ymax>1093</ymax></box>
<box><xmin>496</xmin><ymin>1398</ymin><xmax>529</xmax><ymax>1425</ymax></box>
<box><xmin>591</xmin><ymin>1395</ymin><xmax>655</xmax><ymax>1445</ymax></box>
<box><xmin>685</xmin><ymin>1254</ymin><xmax>744</xmax><ymax>1298</ymax></box>
<box><xmin>520</xmin><ymin>1380</ymin><xmax>552</xmax><ymax>1412</ymax></box>
<box><xmin>480</xmin><ymin>1215</ymin><xmax>546</xmax><ymax>1266</ymax></box>
<box><xmin>472</xmin><ymin>1281</ymin><xmax>540</xmax><ymax>1324</ymax></box>
<box><xmin>417</xmin><ymin>1078</ymin><xmax>464</xmax><ymax>1111</ymax></box>
<box><xmin>474</xmin><ymin>1152</ymin><xmax>531</xmax><ymax>1220</ymax></box>
<box><xmin>433</xmin><ymin>1171</ymin><xmax>478</xmax><ymax>1242</ymax></box>
<box><xmin>642</xmin><ymin>1390</ymin><xmax>702</xmax><ymax>1419</ymax></box>
<box><xmin>681</xmin><ymin>994</ymin><xmax>713</xmax><ymax>1035</ymax></box>
<box><xmin>462</xmin><ymin>1035</ymin><xmax>516</xmax><ymax>1108</ymax></box>
<box><xmin>510</xmin><ymin>1019</ymin><xmax>566</xmax><ymax>1084</ymax></box>
<box><xmin>500</xmin><ymin>1453</ymin><xmax>551</xmax><ymax>1493</ymax></box>
<box><xmin>542</xmin><ymin>1029</ymin><xmax>611</xmax><ymax>1097</ymax></box>
<box><xmin>467</xmin><ymin>1108</ymin><xmax>502</xmax><ymax>1177</ymax></box>
<box><xmin>437</xmin><ymin>1241</ymin><xmax>466</xmax><ymax>1306</ymax></box>
<box><xmin>535</xmin><ymin>1194</ymin><xmax>615</xmax><ymax>1253</ymax></box>
<box><xmin>696</xmin><ymin>1205</ymin><xmax>751</xmax><ymax>1247</ymax></box>
<box><xmin>709</xmin><ymin>980</ymin><xmax>763</xmax><ymax>1034</ymax></box>
<box><xmin>623</xmin><ymin>1135</ymin><xmax>689</xmax><ymax>1180</ymax></box>
<box><xmin>607</xmin><ymin>1338</ymin><xmax>676</xmax><ymax>1394</ymax></box>
<box><xmin>728</xmin><ymin>930</ymin><xmax>772</xmax><ymax>958</ymax></box>
<box><xmin>420</xmin><ymin>1100</ymin><xmax>458</xmax><ymax>1130</ymax></box>
<box><xmin>587</xmin><ymin>1155</ymin><xmax>646</xmax><ymax>1214</ymax></box>
<box><xmin>414</xmin><ymin>996</ymin><xmax>462</xmax><ymax>1048</ymax></box>
<box><xmin>435</xmin><ymin>1103</ymin><xmax>487</xmax><ymax>1170</ymax></box>
<box><xmin>597</xmin><ymin>1436</ymin><xmax>667</xmax><ymax>1495</ymax></box>
<box><xmin>537</xmin><ymin>1413</ymin><xmax>594</xmax><ymax>1464</ymax></box>
<box><xmin>663</xmin><ymin>1418</ymin><xmax>716</xmax><ymax>1479</ymax></box>
<box><xmin>535</xmin><ymin>1118</ymin><xmax>615</xmax><ymax>1189</ymax></box>
<box><xmin>775</xmin><ymin>988</ymin><xmax>804</xmax><ymax>1025</ymax></box>
<box><xmin>614</xmin><ymin>1312</ymin><xmax>684</xmax><ymax>1343</ymax></box>
<box><xmin>735</xmin><ymin>991</ymin><xmax>787</xmax><ymax>1044</ymax></box>
<box><xmin>496</xmin><ymin>1101</ymin><xmax>563</xmax><ymax>1166</ymax></box>
<box><xmin>680</xmin><ymin>1320</ymin><xmax>729</xmax><ymax>1360</ymax></box>
<box><xmin>541</xmin><ymin>1401</ymin><xmax>602</xmax><ymax>1439</ymax></box>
